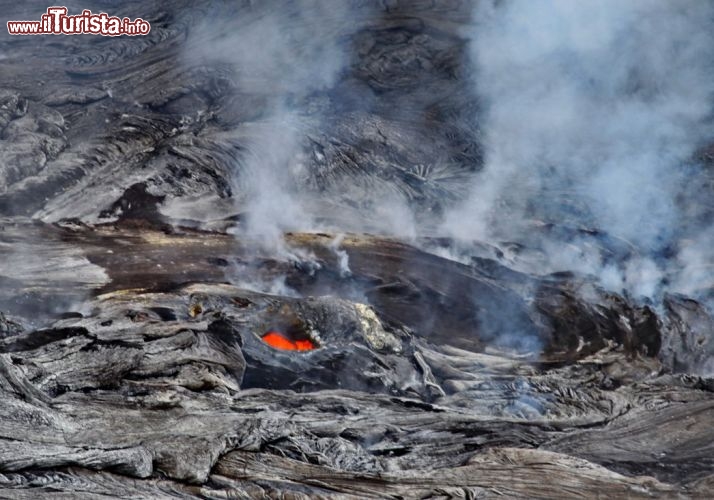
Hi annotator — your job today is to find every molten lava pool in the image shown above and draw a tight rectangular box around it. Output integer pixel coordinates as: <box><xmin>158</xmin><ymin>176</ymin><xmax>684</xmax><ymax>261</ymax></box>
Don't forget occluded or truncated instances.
<box><xmin>262</xmin><ymin>331</ymin><xmax>315</xmax><ymax>351</ymax></box>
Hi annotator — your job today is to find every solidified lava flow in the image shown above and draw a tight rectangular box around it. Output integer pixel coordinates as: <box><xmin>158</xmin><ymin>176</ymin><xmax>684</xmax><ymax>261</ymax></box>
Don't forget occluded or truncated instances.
<box><xmin>0</xmin><ymin>1</ymin><xmax>713</xmax><ymax>498</ymax></box>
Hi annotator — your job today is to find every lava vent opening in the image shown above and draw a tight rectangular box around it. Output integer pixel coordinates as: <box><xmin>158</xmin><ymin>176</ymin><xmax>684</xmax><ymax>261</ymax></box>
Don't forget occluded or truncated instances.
<box><xmin>261</xmin><ymin>328</ymin><xmax>316</xmax><ymax>351</ymax></box>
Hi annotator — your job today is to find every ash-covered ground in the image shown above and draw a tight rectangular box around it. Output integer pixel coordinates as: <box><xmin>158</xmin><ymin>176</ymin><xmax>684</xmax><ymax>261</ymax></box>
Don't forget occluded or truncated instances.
<box><xmin>1</xmin><ymin>1</ymin><xmax>713</xmax><ymax>498</ymax></box>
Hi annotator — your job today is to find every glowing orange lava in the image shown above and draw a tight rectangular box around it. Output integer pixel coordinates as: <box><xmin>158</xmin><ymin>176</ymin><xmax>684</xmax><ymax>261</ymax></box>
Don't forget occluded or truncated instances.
<box><xmin>262</xmin><ymin>331</ymin><xmax>315</xmax><ymax>351</ymax></box>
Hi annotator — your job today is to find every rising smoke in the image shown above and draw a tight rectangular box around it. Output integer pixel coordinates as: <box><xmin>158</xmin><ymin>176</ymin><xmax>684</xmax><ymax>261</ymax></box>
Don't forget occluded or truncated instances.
<box><xmin>182</xmin><ymin>0</ymin><xmax>714</xmax><ymax>333</ymax></box>
<box><xmin>184</xmin><ymin>0</ymin><xmax>362</xmax><ymax>250</ymax></box>
<box><xmin>445</xmin><ymin>0</ymin><xmax>714</xmax><ymax>303</ymax></box>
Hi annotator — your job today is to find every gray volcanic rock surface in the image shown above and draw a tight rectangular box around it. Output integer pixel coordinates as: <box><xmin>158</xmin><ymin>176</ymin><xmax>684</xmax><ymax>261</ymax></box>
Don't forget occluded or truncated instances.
<box><xmin>0</xmin><ymin>1</ymin><xmax>713</xmax><ymax>498</ymax></box>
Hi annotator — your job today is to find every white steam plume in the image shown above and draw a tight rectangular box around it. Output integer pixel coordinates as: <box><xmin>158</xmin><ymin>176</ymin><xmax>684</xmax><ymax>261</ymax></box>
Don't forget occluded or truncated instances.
<box><xmin>185</xmin><ymin>1</ymin><xmax>359</xmax><ymax>250</ymax></box>
<box><xmin>446</xmin><ymin>0</ymin><xmax>714</xmax><ymax>300</ymax></box>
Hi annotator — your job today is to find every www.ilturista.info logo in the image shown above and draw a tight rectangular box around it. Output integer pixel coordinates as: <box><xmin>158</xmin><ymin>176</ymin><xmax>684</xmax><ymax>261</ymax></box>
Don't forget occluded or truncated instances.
<box><xmin>7</xmin><ymin>7</ymin><xmax>150</xmax><ymax>36</ymax></box>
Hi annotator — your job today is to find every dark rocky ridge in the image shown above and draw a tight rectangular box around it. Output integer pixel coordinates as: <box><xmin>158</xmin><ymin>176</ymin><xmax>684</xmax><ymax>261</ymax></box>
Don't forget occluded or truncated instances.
<box><xmin>0</xmin><ymin>0</ymin><xmax>712</xmax><ymax>497</ymax></box>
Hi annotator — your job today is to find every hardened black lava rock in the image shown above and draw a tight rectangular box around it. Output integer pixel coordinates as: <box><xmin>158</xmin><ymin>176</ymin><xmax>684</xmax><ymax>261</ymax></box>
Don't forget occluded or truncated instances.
<box><xmin>0</xmin><ymin>1</ymin><xmax>712</xmax><ymax>498</ymax></box>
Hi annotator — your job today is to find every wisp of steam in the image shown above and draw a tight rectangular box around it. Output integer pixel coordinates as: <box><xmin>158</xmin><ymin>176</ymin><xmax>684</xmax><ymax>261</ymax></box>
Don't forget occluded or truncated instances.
<box><xmin>185</xmin><ymin>1</ymin><xmax>358</xmax><ymax>250</ymax></box>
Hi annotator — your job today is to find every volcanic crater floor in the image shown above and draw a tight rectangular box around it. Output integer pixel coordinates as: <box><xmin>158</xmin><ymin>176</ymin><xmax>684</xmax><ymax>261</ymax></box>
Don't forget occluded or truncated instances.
<box><xmin>0</xmin><ymin>223</ymin><xmax>712</xmax><ymax>498</ymax></box>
